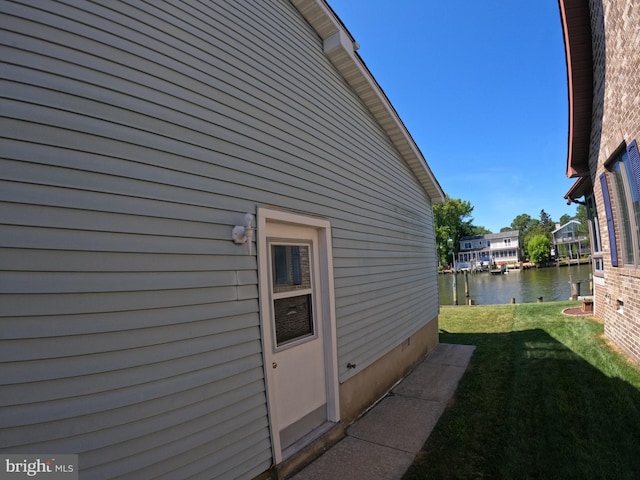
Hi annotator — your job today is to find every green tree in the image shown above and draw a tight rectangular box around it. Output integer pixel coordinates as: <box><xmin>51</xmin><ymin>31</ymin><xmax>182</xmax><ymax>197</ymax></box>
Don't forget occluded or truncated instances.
<box><xmin>433</xmin><ymin>196</ymin><xmax>475</xmax><ymax>266</ymax></box>
<box><xmin>510</xmin><ymin>213</ymin><xmax>533</xmax><ymax>234</ymax></box>
<box><xmin>539</xmin><ymin>209</ymin><xmax>555</xmax><ymax>234</ymax></box>
<box><xmin>575</xmin><ymin>204</ymin><xmax>588</xmax><ymax>226</ymax></box>
<box><xmin>528</xmin><ymin>234</ymin><xmax>551</xmax><ymax>265</ymax></box>
<box><xmin>513</xmin><ymin>210</ymin><xmax>557</xmax><ymax>260</ymax></box>
<box><xmin>508</xmin><ymin>213</ymin><xmax>536</xmax><ymax>259</ymax></box>
<box><xmin>574</xmin><ymin>204</ymin><xmax>590</xmax><ymax>249</ymax></box>
<box><xmin>470</xmin><ymin>225</ymin><xmax>492</xmax><ymax>235</ymax></box>
<box><xmin>527</xmin><ymin>218</ymin><xmax>541</xmax><ymax>232</ymax></box>
<box><xmin>507</xmin><ymin>214</ymin><xmax>532</xmax><ymax>258</ymax></box>
<box><xmin>559</xmin><ymin>213</ymin><xmax>572</xmax><ymax>226</ymax></box>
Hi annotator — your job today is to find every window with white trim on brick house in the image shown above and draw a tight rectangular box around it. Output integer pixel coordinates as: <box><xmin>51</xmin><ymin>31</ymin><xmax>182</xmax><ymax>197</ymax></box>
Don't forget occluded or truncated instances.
<box><xmin>604</xmin><ymin>140</ymin><xmax>640</xmax><ymax>267</ymax></box>
<box><xmin>586</xmin><ymin>193</ymin><xmax>604</xmax><ymax>273</ymax></box>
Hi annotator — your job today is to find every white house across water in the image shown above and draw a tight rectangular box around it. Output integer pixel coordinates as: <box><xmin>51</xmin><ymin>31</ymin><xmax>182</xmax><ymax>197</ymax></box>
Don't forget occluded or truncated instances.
<box><xmin>456</xmin><ymin>231</ymin><xmax>522</xmax><ymax>271</ymax></box>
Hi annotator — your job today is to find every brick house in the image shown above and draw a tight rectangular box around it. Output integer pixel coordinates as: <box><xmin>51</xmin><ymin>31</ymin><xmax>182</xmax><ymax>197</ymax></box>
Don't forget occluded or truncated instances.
<box><xmin>560</xmin><ymin>0</ymin><xmax>640</xmax><ymax>361</ymax></box>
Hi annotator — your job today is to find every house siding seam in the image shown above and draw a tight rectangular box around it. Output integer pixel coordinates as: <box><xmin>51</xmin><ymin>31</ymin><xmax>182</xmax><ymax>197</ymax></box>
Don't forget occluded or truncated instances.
<box><xmin>1</xmin><ymin>0</ymin><xmax>440</xmax><ymax>478</ymax></box>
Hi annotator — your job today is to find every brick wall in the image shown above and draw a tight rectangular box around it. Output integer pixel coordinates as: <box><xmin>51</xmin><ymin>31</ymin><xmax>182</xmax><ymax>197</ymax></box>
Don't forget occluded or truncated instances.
<box><xmin>589</xmin><ymin>0</ymin><xmax>640</xmax><ymax>362</ymax></box>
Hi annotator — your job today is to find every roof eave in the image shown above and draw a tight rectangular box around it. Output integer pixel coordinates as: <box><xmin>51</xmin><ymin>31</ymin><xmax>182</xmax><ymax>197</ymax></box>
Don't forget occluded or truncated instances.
<box><xmin>558</xmin><ymin>0</ymin><xmax>593</xmax><ymax>179</ymax></box>
<box><xmin>291</xmin><ymin>0</ymin><xmax>446</xmax><ymax>203</ymax></box>
<box><xmin>564</xmin><ymin>175</ymin><xmax>593</xmax><ymax>202</ymax></box>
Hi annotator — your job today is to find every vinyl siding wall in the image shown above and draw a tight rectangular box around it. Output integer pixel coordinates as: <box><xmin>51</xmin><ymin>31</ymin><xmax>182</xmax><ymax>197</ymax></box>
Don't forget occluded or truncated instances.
<box><xmin>0</xmin><ymin>1</ymin><xmax>438</xmax><ymax>478</ymax></box>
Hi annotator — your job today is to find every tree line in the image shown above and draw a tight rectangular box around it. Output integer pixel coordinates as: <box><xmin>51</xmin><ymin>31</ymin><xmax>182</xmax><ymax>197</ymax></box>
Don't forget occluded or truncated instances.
<box><xmin>433</xmin><ymin>196</ymin><xmax>589</xmax><ymax>266</ymax></box>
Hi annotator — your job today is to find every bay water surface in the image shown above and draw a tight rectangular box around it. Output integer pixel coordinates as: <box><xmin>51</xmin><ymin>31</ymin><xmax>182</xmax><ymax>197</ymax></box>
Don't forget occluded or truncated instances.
<box><xmin>438</xmin><ymin>263</ymin><xmax>593</xmax><ymax>306</ymax></box>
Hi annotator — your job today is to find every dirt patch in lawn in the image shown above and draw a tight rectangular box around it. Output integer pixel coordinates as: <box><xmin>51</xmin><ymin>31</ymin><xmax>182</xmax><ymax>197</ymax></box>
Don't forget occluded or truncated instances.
<box><xmin>562</xmin><ymin>306</ymin><xmax>593</xmax><ymax>316</ymax></box>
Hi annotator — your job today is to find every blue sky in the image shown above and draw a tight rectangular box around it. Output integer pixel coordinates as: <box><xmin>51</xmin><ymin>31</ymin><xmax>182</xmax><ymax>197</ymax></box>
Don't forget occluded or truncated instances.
<box><xmin>328</xmin><ymin>0</ymin><xmax>578</xmax><ymax>233</ymax></box>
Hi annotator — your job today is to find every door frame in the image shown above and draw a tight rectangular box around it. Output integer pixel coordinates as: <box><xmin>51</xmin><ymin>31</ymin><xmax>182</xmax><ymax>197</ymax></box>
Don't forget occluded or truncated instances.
<box><xmin>257</xmin><ymin>208</ymin><xmax>340</xmax><ymax>463</ymax></box>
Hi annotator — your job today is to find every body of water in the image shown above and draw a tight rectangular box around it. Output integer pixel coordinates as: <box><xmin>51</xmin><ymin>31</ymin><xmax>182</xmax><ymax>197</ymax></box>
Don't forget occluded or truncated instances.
<box><xmin>438</xmin><ymin>263</ymin><xmax>593</xmax><ymax>305</ymax></box>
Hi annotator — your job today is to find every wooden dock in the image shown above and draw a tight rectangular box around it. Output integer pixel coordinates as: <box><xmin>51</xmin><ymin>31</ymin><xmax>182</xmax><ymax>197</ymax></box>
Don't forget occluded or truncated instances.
<box><xmin>490</xmin><ymin>264</ymin><xmax>507</xmax><ymax>275</ymax></box>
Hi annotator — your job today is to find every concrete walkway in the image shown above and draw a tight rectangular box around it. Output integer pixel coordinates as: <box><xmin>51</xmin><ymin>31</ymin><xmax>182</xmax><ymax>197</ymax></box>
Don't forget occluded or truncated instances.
<box><xmin>291</xmin><ymin>343</ymin><xmax>475</xmax><ymax>480</ymax></box>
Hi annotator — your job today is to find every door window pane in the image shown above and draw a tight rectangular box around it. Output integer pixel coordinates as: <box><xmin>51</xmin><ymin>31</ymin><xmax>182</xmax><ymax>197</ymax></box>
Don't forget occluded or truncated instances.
<box><xmin>272</xmin><ymin>245</ymin><xmax>311</xmax><ymax>293</ymax></box>
<box><xmin>274</xmin><ymin>294</ymin><xmax>313</xmax><ymax>345</ymax></box>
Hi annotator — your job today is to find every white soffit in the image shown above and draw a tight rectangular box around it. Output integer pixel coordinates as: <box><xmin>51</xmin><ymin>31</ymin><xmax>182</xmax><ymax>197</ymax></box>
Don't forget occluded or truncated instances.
<box><xmin>290</xmin><ymin>0</ymin><xmax>446</xmax><ymax>204</ymax></box>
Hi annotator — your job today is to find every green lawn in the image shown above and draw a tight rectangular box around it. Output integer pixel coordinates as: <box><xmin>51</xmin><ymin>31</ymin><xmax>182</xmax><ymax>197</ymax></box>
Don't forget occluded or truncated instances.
<box><xmin>403</xmin><ymin>301</ymin><xmax>640</xmax><ymax>480</ymax></box>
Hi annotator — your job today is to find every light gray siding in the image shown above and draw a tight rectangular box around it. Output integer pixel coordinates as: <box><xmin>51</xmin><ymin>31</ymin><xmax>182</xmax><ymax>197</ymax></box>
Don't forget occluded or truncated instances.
<box><xmin>1</xmin><ymin>0</ymin><xmax>438</xmax><ymax>478</ymax></box>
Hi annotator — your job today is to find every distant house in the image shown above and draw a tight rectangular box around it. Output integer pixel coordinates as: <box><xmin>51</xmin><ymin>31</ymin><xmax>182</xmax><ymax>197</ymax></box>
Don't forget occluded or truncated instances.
<box><xmin>560</xmin><ymin>1</ymin><xmax>640</xmax><ymax>360</ymax></box>
<box><xmin>457</xmin><ymin>235</ymin><xmax>492</xmax><ymax>270</ymax></box>
<box><xmin>457</xmin><ymin>231</ymin><xmax>522</xmax><ymax>270</ymax></box>
<box><xmin>0</xmin><ymin>1</ymin><xmax>445</xmax><ymax>479</ymax></box>
<box><xmin>551</xmin><ymin>220</ymin><xmax>589</xmax><ymax>261</ymax></box>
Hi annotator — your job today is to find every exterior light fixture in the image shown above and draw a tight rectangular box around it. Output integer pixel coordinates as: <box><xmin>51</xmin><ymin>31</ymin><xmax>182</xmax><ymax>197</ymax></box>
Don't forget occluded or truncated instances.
<box><xmin>232</xmin><ymin>213</ymin><xmax>256</xmax><ymax>255</ymax></box>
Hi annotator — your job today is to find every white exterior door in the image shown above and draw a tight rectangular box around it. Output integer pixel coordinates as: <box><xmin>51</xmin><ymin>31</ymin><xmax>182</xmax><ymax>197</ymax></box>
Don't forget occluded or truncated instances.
<box><xmin>258</xmin><ymin>209</ymin><xmax>339</xmax><ymax>463</ymax></box>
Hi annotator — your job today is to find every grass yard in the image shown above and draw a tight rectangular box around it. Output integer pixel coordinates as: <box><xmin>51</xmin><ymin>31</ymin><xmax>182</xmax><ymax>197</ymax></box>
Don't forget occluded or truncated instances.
<box><xmin>403</xmin><ymin>301</ymin><xmax>640</xmax><ymax>480</ymax></box>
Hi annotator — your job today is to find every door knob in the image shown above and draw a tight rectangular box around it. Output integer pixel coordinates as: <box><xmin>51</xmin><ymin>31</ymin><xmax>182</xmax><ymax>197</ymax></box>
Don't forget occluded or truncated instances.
<box><xmin>272</xmin><ymin>362</ymin><xmax>278</xmax><ymax>368</ymax></box>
